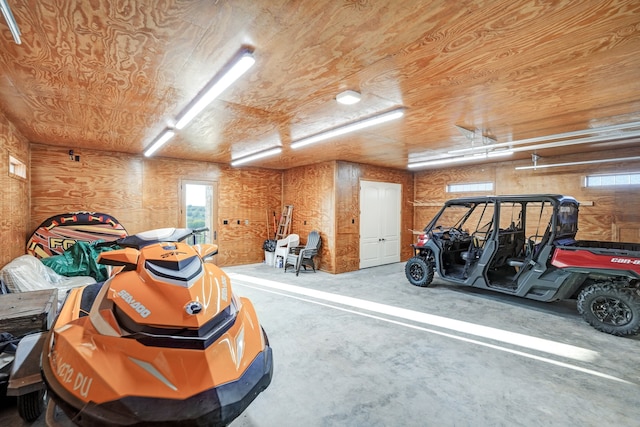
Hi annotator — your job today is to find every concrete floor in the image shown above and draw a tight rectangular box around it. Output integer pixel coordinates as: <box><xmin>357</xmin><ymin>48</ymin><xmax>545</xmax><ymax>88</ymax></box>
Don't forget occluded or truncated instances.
<box><xmin>2</xmin><ymin>261</ymin><xmax>640</xmax><ymax>426</ymax></box>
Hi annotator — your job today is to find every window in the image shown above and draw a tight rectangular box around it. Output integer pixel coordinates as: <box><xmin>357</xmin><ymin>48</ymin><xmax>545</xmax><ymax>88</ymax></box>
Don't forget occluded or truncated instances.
<box><xmin>9</xmin><ymin>155</ymin><xmax>26</xmax><ymax>179</ymax></box>
<box><xmin>585</xmin><ymin>173</ymin><xmax>640</xmax><ymax>187</ymax></box>
<box><xmin>180</xmin><ymin>181</ymin><xmax>217</xmax><ymax>244</ymax></box>
<box><xmin>446</xmin><ymin>182</ymin><xmax>493</xmax><ymax>193</ymax></box>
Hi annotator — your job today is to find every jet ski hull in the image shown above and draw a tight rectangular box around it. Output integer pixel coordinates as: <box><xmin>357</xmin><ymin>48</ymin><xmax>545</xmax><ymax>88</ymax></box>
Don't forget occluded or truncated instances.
<box><xmin>43</xmin><ymin>341</ymin><xmax>272</xmax><ymax>426</ymax></box>
<box><xmin>39</xmin><ymin>229</ymin><xmax>273</xmax><ymax>426</ymax></box>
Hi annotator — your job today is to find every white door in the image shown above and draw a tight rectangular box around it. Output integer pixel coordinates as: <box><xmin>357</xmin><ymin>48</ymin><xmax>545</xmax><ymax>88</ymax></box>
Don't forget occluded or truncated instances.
<box><xmin>359</xmin><ymin>181</ymin><xmax>401</xmax><ymax>269</ymax></box>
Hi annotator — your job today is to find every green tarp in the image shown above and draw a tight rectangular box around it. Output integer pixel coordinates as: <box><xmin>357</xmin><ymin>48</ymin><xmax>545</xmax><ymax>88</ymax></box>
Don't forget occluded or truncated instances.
<box><xmin>41</xmin><ymin>241</ymin><xmax>116</xmax><ymax>282</ymax></box>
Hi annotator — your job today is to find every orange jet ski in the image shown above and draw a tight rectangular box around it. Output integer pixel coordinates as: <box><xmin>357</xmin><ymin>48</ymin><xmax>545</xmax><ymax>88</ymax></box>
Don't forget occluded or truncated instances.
<box><xmin>41</xmin><ymin>228</ymin><xmax>273</xmax><ymax>426</ymax></box>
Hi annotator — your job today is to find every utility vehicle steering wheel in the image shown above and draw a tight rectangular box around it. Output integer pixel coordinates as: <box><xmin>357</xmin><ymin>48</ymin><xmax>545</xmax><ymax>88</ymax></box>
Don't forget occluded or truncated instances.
<box><xmin>447</xmin><ymin>228</ymin><xmax>466</xmax><ymax>242</ymax></box>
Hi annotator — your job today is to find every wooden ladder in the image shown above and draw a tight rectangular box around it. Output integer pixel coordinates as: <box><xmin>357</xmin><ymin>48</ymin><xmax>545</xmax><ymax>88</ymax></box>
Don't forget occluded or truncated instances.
<box><xmin>275</xmin><ymin>205</ymin><xmax>293</xmax><ymax>239</ymax></box>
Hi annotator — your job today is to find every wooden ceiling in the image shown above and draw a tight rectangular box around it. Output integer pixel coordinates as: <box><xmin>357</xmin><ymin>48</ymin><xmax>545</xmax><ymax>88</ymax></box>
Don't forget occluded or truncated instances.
<box><xmin>0</xmin><ymin>0</ymin><xmax>639</xmax><ymax>170</ymax></box>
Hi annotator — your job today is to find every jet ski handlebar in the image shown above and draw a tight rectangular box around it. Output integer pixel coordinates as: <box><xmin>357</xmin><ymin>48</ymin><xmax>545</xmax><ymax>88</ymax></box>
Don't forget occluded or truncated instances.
<box><xmin>97</xmin><ymin>227</ymin><xmax>210</xmax><ymax>250</ymax></box>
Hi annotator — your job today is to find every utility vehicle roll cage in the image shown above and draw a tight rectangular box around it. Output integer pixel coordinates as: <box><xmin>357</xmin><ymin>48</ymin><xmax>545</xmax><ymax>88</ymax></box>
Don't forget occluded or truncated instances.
<box><xmin>407</xmin><ymin>194</ymin><xmax>640</xmax><ymax>336</ymax></box>
<box><xmin>415</xmin><ymin>194</ymin><xmax>579</xmax><ymax>285</ymax></box>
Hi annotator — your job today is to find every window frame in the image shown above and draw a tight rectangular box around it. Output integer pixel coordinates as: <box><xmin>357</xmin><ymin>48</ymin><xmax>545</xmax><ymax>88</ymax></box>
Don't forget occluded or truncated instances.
<box><xmin>585</xmin><ymin>172</ymin><xmax>640</xmax><ymax>188</ymax></box>
<box><xmin>8</xmin><ymin>155</ymin><xmax>27</xmax><ymax>180</ymax></box>
<box><xmin>446</xmin><ymin>181</ymin><xmax>494</xmax><ymax>193</ymax></box>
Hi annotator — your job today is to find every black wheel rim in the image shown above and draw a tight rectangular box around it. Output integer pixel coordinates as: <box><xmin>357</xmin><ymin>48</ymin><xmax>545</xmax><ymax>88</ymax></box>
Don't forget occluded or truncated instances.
<box><xmin>409</xmin><ymin>263</ymin><xmax>424</xmax><ymax>281</ymax></box>
<box><xmin>591</xmin><ymin>296</ymin><xmax>632</xmax><ymax>326</ymax></box>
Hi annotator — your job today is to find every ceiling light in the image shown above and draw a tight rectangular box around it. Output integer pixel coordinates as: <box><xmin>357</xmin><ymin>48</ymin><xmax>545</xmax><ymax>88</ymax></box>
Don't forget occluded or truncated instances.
<box><xmin>291</xmin><ymin>108</ymin><xmax>404</xmax><ymax>149</ymax></box>
<box><xmin>515</xmin><ymin>155</ymin><xmax>640</xmax><ymax>170</ymax></box>
<box><xmin>449</xmin><ymin>121</ymin><xmax>640</xmax><ymax>155</ymax></box>
<box><xmin>408</xmin><ymin>154</ymin><xmax>486</xmax><ymax>169</ymax></box>
<box><xmin>0</xmin><ymin>0</ymin><xmax>21</xmax><ymax>44</ymax></box>
<box><xmin>144</xmin><ymin>129</ymin><xmax>175</xmax><ymax>157</ymax></box>
<box><xmin>174</xmin><ymin>48</ymin><xmax>255</xmax><ymax>130</ymax></box>
<box><xmin>407</xmin><ymin>150</ymin><xmax>513</xmax><ymax>169</ymax></box>
<box><xmin>486</xmin><ymin>130</ymin><xmax>640</xmax><ymax>156</ymax></box>
<box><xmin>336</xmin><ymin>90</ymin><xmax>361</xmax><ymax>105</ymax></box>
<box><xmin>231</xmin><ymin>147</ymin><xmax>282</xmax><ymax>166</ymax></box>
<box><xmin>486</xmin><ymin>149</ymin><xmax>514</xmax><ymax>158</ymax></box>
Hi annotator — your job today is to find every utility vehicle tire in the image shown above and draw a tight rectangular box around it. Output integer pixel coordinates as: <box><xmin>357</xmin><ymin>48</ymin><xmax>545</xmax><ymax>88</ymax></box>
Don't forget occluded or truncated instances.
<box><xmin>405</xmin><ymin>256</ymin><xmax>434</xmax><ymax>287</ymax></box>
<box><xmin>577</xmin><ymin>283</ymin><xmax>640</xmax><ymax>336</ymax></box>
<box><xmin>17</xmin><ymin>388</ymin><xmax>46</xmax><ymax>422</ymax></box>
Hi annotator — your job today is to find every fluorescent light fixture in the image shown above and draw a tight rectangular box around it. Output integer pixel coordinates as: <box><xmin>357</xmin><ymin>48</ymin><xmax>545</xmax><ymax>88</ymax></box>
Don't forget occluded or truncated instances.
<box><xmin>174</xmin><ymin>49</ymin><xmax>255</xmax><ymax>130</ymax></box>
<box><xmin>230</xmin><ymin>147</ymin><xmax>282</xmax><ymax>166</ymax></box>
<box><xmin>487</xmin><ymin>149</ymin><xmax>514</xmax><ymax>158</ymax></box>
<box><xmin>449</xmin><ymin>121</ymin><xmax>640</xmax><ymax>155</ymax></box>
<box><xmin>144</xmin><ymin>129</ymin><xmax>175</xmax><ymax>157</ymax></box>
<box><xmin>291</xmin><ymin>108</ymin><xmax>404</xmax><ymax>149</ymax></box>
<box><xmin>408</xmin><ymin>154</ymin><xmax>485</xmax><ymax>169</ymax></box>
<box><xmin>408</xmin><ymin>150</ymin><xmax>513</xmax><ymax>169</ymax></box>
<box><xmin>515</xmin><ymin>155</ymin><xmax>640</xmax><ymax>170</ymax></box>
<box><xmin>473</xmin><ymin>130</ymin><xmax>640</xmax><ymax>158</ymax></box>
<box><xmin>0</xmin><ymin>0</ymin><xmax>21</xmax><ymax>44</ymax></box>
<box><xmin>495</xmin><ymin>131</ymin><xmax>640</xmax><ymax>156</ymax></box>
<box><xmin>336</xmin><ymin>90</ymin><xmax>361</xmax><ymax>105</ymax></box>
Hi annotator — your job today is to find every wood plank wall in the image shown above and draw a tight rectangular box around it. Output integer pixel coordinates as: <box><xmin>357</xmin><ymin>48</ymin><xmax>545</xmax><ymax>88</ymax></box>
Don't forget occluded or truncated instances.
<box><xmin>29</xmin><ymin>144</ymin><xmax>282</xmax><ymax>268</ymax></box>
<box><xmin>335</xmin><ymin>162</ymin><xmax>414</xmax><ymax>274</ymax></box>
<box><xmin>0</xmin><ymin>113</ymin><xmax>30</xmax><ymax>268</ymax></box>
<box><xmin>4</xmin><ymin>136</ymin><xmax>638</xmax><ymax>272</ymax></box>
<box><xmin>283</xmin><ymin>161</ymin><xmax>336</xmax><ymax>273</ymax></box>
<box><xmin>283</xmin><ymin>161</ymin><xmax>414</xmax><ymax>274</ymax></box>
<box><xmin>413</xmin><ymin>146</ymin><xmax>640</xmax><ymax>243</ymax></box>
<box><xmin>218</xmin><ymin>167</ymin><xmax>283</xmax><ymax>265</ymax></box>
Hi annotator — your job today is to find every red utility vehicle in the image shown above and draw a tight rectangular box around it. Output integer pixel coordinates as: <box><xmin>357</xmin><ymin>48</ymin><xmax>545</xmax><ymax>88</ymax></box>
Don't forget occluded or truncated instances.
<box><xmin>405</xmin><ymin>194</ymin><xmax>640</xmax><ymax>336</ymax></box>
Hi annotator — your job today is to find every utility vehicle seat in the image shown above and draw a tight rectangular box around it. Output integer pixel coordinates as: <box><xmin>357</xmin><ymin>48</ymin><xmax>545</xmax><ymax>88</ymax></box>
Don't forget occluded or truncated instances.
<box><xmin>507</xmin><ymin>258</ymin><xmax>524</xmax><ymax>268</ymax></box>
<box><xmin>461</xmin><ymin>250</ymin><xmax>481</xmax><ymax>262</ymax></box>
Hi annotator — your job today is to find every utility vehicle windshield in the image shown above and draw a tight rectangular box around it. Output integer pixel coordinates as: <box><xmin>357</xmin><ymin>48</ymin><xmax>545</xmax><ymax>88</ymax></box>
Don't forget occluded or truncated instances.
<box><xmin>429</xmin><ymin>202</ymin><xmax>496</xmax><ymax>237</ymax></box>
